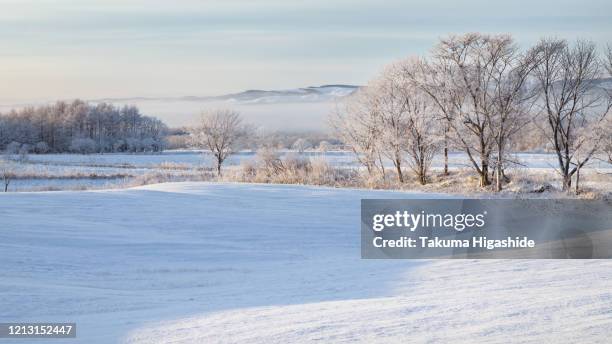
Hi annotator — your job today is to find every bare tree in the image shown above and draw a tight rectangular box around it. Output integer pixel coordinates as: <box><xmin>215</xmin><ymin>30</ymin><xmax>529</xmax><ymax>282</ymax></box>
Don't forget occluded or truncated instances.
<box><xmin>601</xmin><ymin>116</ymin><xmax>612</xmax><ymax>164</ymax></box>
<box><xmin>412</xmin><ymin>33</ymin><xmax>516</xmax><ymax>186</ymax></box>
<box><xmin>404</xmin><ymin>92</ymin><xmax>441</xmax><ymax>185</ymax></box>
<box><xmin>334</xmin><ymin>59</ymin><xmax>442</xmax><ymax>185</ymax></box>
<box><xmin>192</xmin><ymin>109</ymin><xmax>246</xmax><ymax>176</ymax></box>
<box><xmin>416</xmin><ymin>34</ymin><xmax>517</xmax><ymax>187</ymax></box>
<box><xmin>571</xmin><ymin>122</ymin><xmax>608</xmax><ymax>193</ymax></box>
<box><xmin>0</xmin><ymin>158</ymin><xmax>14</xmax><ymax>192</ymax></box>
<box><xmin>374</xmin><ymin>63</ymin><xmax>411</xmax><ymax>183</ymax></box>
<box><xmin>532</xmin><ymin>39</ymin><xmax>611</xmax><ymax>191</ymax></box>
<box><xmin>331</xmin><ymin>87</ymin><xmax>385</xmax><ymax>178</ymax></box>
<box><xmin>405</xmin><ymin>57</ymin><xmax>459</xmax><ymax>177</ymax></box>
<box><xmin>489</xmin><ymin>43</ymin><xmax>541</xmax><ymax>191</ymax></box>
<box><xmin>381</xmin><ymin>59</ymin><xmax>441</xmax><ymax>185</ymax></box>
<box><xmin>441</xmin><ymin>123</ymin><xmax>450</xmax><ymax>176</ymax></box>
<box><xmin>603</xmin><ymin>45</ymin><xmax>612</xmax><ymax>164</ymax></box>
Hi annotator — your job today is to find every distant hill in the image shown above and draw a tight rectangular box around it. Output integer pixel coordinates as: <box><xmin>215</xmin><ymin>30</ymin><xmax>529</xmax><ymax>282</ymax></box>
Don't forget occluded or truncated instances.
<box><xmin>94</xmin><ymin>85</ymin><xmax>360</xmax><ymax>105</ymax></box>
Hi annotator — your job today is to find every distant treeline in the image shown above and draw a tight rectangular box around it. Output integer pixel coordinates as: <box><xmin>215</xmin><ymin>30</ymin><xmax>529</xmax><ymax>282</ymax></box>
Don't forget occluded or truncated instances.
<box><xmin>0</xmin><ymin>100</ymin><xmax>167</xmax><ymax>153</ymax></box>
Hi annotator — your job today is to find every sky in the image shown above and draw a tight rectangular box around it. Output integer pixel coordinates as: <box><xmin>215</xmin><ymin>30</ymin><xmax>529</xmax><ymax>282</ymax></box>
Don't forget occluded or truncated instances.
<box><xmin>0</xmin><ymin>0</ymin><xmax>611</xmax><ymax>103</ymax></box>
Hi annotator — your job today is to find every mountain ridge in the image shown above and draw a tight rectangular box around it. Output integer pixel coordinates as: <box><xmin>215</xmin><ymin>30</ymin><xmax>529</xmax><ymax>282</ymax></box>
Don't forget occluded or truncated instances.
<box><xmin>91</xmin><ymin>77</ymin><xmax>612</xmax><ymax>105</ymax></box>
<box><xmin>93</xmin><ymin>85</ymin><xmax>361</xmax><ymax>105</ymax></box>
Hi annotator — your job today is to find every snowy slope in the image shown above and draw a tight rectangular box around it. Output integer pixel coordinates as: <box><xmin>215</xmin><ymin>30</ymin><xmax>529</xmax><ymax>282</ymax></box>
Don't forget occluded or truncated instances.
<box><xmin>0</xmin><ymin>183</ymin><xmax>428</xmax><ymax>343</ymax></box>
<box><xmin>126</xmin><ymin>259</ymin><xmax>612</xmax><ymax>344</ymax></box>
<box><xmin>1</xmin><ymin>183</ymin><xmax>611</xmax><ymax>343</ymax></box>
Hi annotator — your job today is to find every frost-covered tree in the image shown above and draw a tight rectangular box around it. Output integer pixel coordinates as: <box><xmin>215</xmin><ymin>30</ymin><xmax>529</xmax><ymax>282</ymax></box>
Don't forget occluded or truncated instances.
<box><xmin>333</xmin><ymin>59</ymin><xmax>442</xmax><ymax>184</ymax></box>
<box><xmin>603</xmin><ymin>45</ymin><xmax>612</xmax><ymax>164</ymax></box>
<box><xmin>403</xmin><ymin>91</ymin><xmax>441</xmax><ymax>185</ymax></box>
<box><xmin>571</xmin><ymin>121</ymin><xmax>609</xmax><ymax>193</ymax></box>
<box><xmin>430</xmin><ymin>33</ymin><xmax>523</xmax><ymax>187</ymax></box>
<box><xmin>192</xmin><ymin>109</ymin><xmax>246</xmax><ymax>176</ymax></box>
<box><xmin>374</xmin><ymin>59</ymin><xmax>441</xmax><ymax>184</ymax></box>
<box><xmin>487</xmin><ymin>43</ymin><xmax>541</xmax><ymax>191</ymax></box>
<box><xmin>600</xmin><ymin>117</ymin><xmax>612</xmax><ymax>164</ymax></box>
<box><xmin>331</xmin><ymin>87</ymin><xmax>385</xmax><ymax>177</ymax></box>
<box><xmin>606</xmin><ymin>44</ymin><xmax>612</xmax><ymax>77</ymax></box>
<box><xmin>0</xmin><ymin>160</ymin><xmax>13</xmax><ymax>192</ymax></box>
<box><xmin>373</xmin><ymin>63</ymin><xmax>411</xmax><ymax>183</ymax></box>
<box><xmin>0</xmin><ymin>101</ymin><xmax>167</xmax><ymax>153</ymax></box>
<box><xmin>405</xmin><ymin>57</ymin><xmax>458</xmax><ymax>176</ymax></box>
<box><xmin>532</xmin><ymin>38</ymin><xmax>611</xmax><ymax>191</ymax></box>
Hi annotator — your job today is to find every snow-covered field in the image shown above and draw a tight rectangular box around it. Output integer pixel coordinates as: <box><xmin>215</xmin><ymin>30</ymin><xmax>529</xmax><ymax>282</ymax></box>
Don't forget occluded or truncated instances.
<box><xmin>25</xmin><ymin>150</ymin><xmax>612</xmax><ymax>171</ymax></box>
<box><xmin>2</xmin><ymin>182</ymin><xmax>611</xmax><ymax>343</ymax></box>
<box><xmin>5</xmin><ymin>150</ymin><xmax>609</xmax><ymax>192</ymax></box>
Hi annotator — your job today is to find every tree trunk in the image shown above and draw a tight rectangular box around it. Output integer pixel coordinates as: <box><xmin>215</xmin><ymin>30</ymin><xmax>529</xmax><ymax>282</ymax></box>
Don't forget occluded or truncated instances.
<box><xmin>378</xmin><ymin>154</ymin><xmax>386</xmax><ymax>180</ymax></box>
<box><xmin>443</xmin><ymin>127</ymin><xmax>449</xmax><ymax>176</ymax></box>
<box><xmin>561</xmin><ymin>161</ymin><xmax>572</xmax><ymax>191</ymax></box>
<box><xmin>216</xmin><ymin>157</ymin><xmax>223</xmax><ymax>177</ymax></box>
<box><xmin>562</xmin><ymin>173</ymin><xmax>572</xmax><ymax>191</ymax></box>
<box><xmin>501</xmin><ymin>168</ymin><xmax>509</xmax><ymax>182</ymax></box>
<box><xmin>443</xmin><ymin>146</ymin><xmax>449</xmax><ymax>176</ymax></box>
<box><xmin>495</xmin><ymin>155</ymin><xmax>503</xmax><ymax>192</ymax></box>
<box><xmin>395</xmin><ymin>160</ymin><xmax>404</xmax><ymax>183</ymax></box>
<box><xmin>418</xmin><ymin>168</ymin><xmax>427</xmax><ymax>185</ymax></box>
<box><xmin>480</xmin><ymin>162</ymin><xmax>490</xmax><ymax>187</ymax></box>
<box><xmin>575</xmin><ymin>167</ymin><xmax>580</xmax><ymax>194</ymax></box>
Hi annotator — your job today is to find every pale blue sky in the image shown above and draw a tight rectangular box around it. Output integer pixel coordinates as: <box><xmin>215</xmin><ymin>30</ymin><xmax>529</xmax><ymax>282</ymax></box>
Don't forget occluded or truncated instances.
<box><xmin>0</xmin><ymin>0</ymin><xmax>611</xmax><ymax>102</ymax></box>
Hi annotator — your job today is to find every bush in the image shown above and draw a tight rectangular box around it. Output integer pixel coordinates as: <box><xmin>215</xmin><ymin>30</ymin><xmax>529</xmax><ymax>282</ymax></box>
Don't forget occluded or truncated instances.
<box><xmin>255</xmin><ymin>147</ymin><xmax>284</xmax><ymax>179</ymax></box>
<box><xmin>233</xmin><ymin>149</ymin><xmax>349</xmax><ymax>186</ymax></box>
<box><xmin>239</xmin><ymin>159</ymin><xmax>258</xmax><ymax>181</ymax></box>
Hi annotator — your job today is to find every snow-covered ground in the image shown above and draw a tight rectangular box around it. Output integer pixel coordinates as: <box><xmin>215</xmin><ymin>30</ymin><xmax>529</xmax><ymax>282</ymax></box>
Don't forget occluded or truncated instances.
<box><xmin>29</xmin><ymin>150</ymin><xmax>612</xmax><ymax>170</ymax></box>
<box><xmin>8</xmin><ymin>150</ymin><xmax>609</xmax><ymax>192</ymax></box>
<box><xmin>128</xmin><ymin>260</ymin><xmax>612</xmax><ymax>344</ymax></box>
<box><xmin>24</xmin><ymin>150</ymin><xmax>612</xmax><ymax>171</ymax></box>
<box><xmin>1</xmin><ymin>182</ymin><xmax>611</xmax><ymax>343</ymax></box>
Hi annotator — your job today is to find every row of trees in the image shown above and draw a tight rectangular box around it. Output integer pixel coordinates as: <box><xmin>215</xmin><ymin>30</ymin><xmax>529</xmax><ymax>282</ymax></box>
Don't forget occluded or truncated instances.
<box><xmin>0</xmin><ymin>100</ymin><xmax>167</xmax><ymax>153</ymax></box>
<box><xmin>333</xmin><ymin>33</ymin><xmax>612</xmax><ymax>192</ymax></box>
